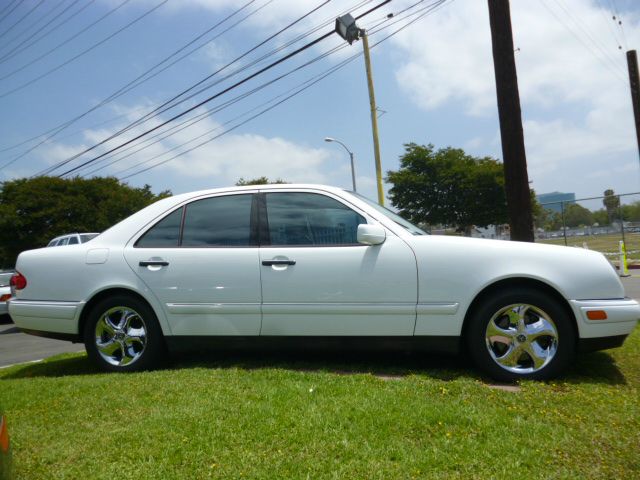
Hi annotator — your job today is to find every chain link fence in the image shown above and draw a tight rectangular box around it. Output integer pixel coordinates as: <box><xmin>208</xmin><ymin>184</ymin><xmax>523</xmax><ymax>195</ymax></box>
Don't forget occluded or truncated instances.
<box><xmin>536</xmin><ymin>192</ymin><xmax>640</xmax><ymax>267</ymax></box>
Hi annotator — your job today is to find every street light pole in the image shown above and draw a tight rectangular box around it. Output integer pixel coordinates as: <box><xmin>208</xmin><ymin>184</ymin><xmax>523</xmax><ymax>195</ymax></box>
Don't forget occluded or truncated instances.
<box><xmin>325</xmin><ymin>137</ymin><xmax>356</xmax><ymax>192</ymax></box>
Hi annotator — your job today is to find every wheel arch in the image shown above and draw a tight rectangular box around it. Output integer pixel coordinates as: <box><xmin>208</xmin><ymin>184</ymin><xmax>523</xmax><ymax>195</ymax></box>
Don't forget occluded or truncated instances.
<box><xmin>78</xmin><ymin>287</ymin><xmax>167</xmax><ymax>338</ymax></box>
<box><xmin>460</xmin><ymin>277</ymin><xmax>578</xmax><ymax>342</ymax></box>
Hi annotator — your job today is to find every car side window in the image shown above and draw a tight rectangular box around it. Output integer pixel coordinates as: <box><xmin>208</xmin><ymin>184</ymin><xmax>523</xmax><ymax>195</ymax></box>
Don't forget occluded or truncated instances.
<box><xmin>136</xmin><ymin>208</ymin><xmax>183</xmax><ymax>248</ymax></box>
<box><xmin>58</xmin><ymin>237</ymin><xmax>69</xmax><ymax>246</ymax></box>
<box><xmin>182</xmin><ymin>195</ymin><xmax>253</xmax><ymax>247</ymax></box>
<box><xmin>265</xmin><ymin>192</ymin><xmax>366</xmax><ymax>246</ymax></box>
<box><xmin>68</xmin><ymin>236</ymin><xmax>79</xmax><ymax>245</ymax></box>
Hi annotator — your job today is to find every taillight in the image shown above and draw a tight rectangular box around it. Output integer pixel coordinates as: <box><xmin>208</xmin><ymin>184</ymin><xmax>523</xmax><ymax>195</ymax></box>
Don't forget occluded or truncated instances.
<box><xmin>0</xmin><ymin>294</ymin><xmax>10</xmax><ymax>302</ymax></box>
<box><xmin>0</xmin><ymin>415</ymin><xmax>8</xmax><ymax>453</ymax></box>
<box><xmin>10</xmin><ymin>272</ymin><xmax>27</xmax><ymax>291</ymax></box>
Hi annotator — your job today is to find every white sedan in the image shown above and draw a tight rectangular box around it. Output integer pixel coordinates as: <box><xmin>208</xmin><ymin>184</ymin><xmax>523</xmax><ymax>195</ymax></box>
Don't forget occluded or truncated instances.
<box><xmin>8</xmin><ymin>184</ymin><xmax>639</xmax><ymax>380</ymax></box>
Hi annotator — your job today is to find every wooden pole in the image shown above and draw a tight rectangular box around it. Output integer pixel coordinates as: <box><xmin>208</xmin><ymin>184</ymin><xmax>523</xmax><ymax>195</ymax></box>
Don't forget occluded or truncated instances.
<box><xmin>627</xmin><ymin>50</ymin><xmax>640</xmax><ymax>163</ymax></box>
<box><xmin>487</xmin><ymin>0</ymin><xmax>534</xmax><ymax>242</ymax></box>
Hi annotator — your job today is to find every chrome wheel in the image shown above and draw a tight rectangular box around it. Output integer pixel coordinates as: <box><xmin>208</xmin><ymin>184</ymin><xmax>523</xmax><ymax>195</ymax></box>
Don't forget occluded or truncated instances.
<box><xmin>485</xmin><ymin>303</ymin><xmax>559</xmax><ymax>375</ymax></box>
<box><xmin>94</xmin><ymin>306</ymin><xmax>147</xmax><ymax>367</ymax></box>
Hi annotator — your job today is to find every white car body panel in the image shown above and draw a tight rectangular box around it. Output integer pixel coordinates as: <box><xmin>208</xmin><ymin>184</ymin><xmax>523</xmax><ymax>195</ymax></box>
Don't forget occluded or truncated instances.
<box><xmin>8</xmin><ymin>184</ymin><xmax>639</xmax><ymax>347</ymax></box>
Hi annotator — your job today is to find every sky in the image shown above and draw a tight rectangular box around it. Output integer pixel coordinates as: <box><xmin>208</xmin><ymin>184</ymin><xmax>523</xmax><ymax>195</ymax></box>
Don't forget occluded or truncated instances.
<box><xmin>0</xmin><ymin>0</ymin><xmax>639</xmax><ymax>205</ymax></box>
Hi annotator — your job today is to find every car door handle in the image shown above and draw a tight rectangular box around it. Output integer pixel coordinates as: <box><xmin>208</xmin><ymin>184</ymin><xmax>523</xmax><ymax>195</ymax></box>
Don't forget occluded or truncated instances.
<box><xmin>262</xmin><ymin>260</ymin><xmax>296</xmax><ymax>266</ymax></box>
<box><xmin>139</xmin><ymin>260</ymin><xmax>169</xmax><ymax>267</ymax></box>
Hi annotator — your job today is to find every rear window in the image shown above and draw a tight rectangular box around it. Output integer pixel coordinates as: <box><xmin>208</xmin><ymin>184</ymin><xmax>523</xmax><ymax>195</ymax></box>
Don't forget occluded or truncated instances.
<box><xmin>80</xmin><ymin>234</ymin><xmax>99</xmax><ymax>243</ymax></box>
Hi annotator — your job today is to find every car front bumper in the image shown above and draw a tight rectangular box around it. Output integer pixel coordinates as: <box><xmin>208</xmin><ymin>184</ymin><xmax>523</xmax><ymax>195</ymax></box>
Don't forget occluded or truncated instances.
<box><xmin>570</xmin><ymin>298</ymin><xmax>640</xmax><ymax>340</ymax></box>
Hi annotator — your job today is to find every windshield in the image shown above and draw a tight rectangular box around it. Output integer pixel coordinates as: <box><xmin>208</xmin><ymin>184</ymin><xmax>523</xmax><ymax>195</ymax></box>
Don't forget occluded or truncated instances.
<box><xmin>351</xmin><ymin>192</ymin><xmax>428</xmax><ymax>236</ymax></box>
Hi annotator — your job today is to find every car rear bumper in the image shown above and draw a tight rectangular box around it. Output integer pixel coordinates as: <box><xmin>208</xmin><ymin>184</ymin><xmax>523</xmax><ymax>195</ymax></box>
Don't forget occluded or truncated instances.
<box><xmin>8</xmin><ymin>299</ymin><xmax>83</xmax><ymax>334</ymax></box>
<box><xmin>570</xmin><ymin>298</ymin><xmax>640</xmax><ymax>339</ymax></box>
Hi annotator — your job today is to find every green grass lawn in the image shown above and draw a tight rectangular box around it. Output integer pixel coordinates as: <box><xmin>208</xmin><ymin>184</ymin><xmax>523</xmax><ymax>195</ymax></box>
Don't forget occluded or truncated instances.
<box><xmin>1</xmin><ymin>329</ymin><xmax>639</xmax><ymax>479</ymax></box>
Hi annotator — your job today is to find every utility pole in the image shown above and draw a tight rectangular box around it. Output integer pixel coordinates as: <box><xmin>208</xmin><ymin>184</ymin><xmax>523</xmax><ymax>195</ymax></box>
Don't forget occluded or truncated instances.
<box><xmin>334</xmin><ymin>12</ymin><xmax>386</xmax><ymax>205</ymax></box>
<box><xmin>627</xmin><ymin>50</ymin><xmax>640</xmax><ymax>163</ymax></box>
<box><xmin>487</xmin><ymin>0</ymin><xmax>534</xmax><ymax>242</ymax></box>
<box><xmin>362</xmin><ymin>32</ymin><xmax>385</xmax><ymax>206</ymax></box>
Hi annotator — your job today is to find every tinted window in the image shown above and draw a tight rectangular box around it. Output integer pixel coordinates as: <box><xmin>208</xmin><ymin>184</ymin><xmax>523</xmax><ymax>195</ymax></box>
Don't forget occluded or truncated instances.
<box><xmin>47</xmin><ymin>239</ymin><xmax>58</xmax><ymax>247</ymax></box>
<box><xmin>137</xmin><ymin>208</ymin><xmax>183</xmax><ymax>248</ymax></box>
<box><xmin>68</xmin><ymin>236</ymin><xmax>79</xmax><ymax>245</ymax></box>
<box><xmin>182</xmin><ymin>195</ymin><xmax>253</xmax><ymax>247</ymax></box>
<box><xmin>58</xmin><ymin>237</ymin><xmax>69</xmax><ymax>246</ymax></box>
<box><xmin>265</xmin><ymin>193</ymin><xmax>365</xmax><ymax>246</ymax></box>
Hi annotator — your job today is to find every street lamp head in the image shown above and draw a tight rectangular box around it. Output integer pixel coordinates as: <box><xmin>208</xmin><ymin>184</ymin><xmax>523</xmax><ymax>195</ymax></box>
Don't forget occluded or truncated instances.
<box><xmin>324</xmin><ymin>137</ymin><xmax>335</xmax><ymax>143</ymax></box>
<box><xmin>335</xmin><ymin>13</ymin><xmax>361</xmax><ymax>44</ymax></box>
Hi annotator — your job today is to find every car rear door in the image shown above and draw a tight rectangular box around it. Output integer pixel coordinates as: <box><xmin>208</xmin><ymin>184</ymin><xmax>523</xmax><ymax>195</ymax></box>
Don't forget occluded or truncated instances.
<box><xmin>123</xmin><ymin>192</ymin><xmax>262</xmax><ymax>336</ymax></box>
<box><xmin>258</xmin><ymin>190</ymin><xmax>418</xmax><ymax>336</ymax></box>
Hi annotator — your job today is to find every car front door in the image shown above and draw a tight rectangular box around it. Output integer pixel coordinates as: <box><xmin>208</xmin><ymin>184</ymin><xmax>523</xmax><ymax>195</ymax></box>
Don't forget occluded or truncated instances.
<box><xmin>259</xmin><ymin>191</ymin><xmax>418</xmax><ymax>336</ymax></box>
<box><xmin>124</xmin><ymin>192</ymin><xmax>262</xmax><ymax>336</ymax></box>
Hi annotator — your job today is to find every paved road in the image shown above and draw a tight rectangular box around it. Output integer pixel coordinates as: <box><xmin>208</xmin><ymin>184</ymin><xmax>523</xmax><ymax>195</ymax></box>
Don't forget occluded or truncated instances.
<box><xmin>0</xmin><ymin>320</ymin><xmax>84</xmax><ymax>368</ymax></box>
<box><xmin>2</xmin><ymin>275</ymin><xmax>640</xmax><ymax>368</ymax></box>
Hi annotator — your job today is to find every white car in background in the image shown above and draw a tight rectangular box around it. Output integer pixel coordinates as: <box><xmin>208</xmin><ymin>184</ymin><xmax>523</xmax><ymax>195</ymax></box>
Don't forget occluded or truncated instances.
<box><xmin>8</xmin><ymin>184</ymin><xmax>640</xmax><ymax>381</ymax></box>
<box><xmin>47</xmin><ymin>233</ymin><xmax>99</xmax><ymax>247</ymax></box>
<box><xmin>0</xmin><ymin>272</ymin><xmax>13</xmax><ymax>317</ymax></box>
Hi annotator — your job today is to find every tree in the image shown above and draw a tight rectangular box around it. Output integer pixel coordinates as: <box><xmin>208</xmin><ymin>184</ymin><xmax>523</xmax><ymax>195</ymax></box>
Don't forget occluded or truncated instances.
<box><xmin>0</xmin><ymin>176</ymin><xmax>171</xmax><ymax>267</ymax></box>
<box><xmin>386</xmin><ymin>143</ymin><xmax>508</xmax><ymax>234</ymax></box>
<box><xmin>603</xmin><ymin>189</ymin><xmax>620</xmax><ymax>222</ymax></box>
<box><xmin>563</xmin><ymin>203</ymin><xmax>593</xmax><ymax>228</ymax></box>
<box><xmin>236</xmin><ymin>177</ymin><xmax>287</xmax><ymax>186</ymax></box>
<box><xmin>530</xmin><ymin>189</ymin><xmax>547</xmax><ymax>229</ymax></box>
<box><xmin>592</xmin><ymin>209</ymin><xmax>609</xmax><ymax>226</ymax></box>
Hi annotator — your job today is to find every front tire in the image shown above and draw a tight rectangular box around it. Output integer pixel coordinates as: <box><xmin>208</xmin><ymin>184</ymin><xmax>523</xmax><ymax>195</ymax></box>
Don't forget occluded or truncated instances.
<box><xmin>84</xmin><ymin>294</ymin><xmax>165</xmax><ymax>372</ymax></box>
<box><xmin>466</xmin><ymin>288</ymin><xmax>576</xmax><ymax>381</ymax></box>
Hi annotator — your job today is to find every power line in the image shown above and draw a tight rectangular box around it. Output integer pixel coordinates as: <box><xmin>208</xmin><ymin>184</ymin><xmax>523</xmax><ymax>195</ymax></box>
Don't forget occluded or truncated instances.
<box><xmin>67</xmin><ymin>2</ymin><xmax>375</xmax><ymax>177</ymax></box>
<box><xmin>55</xmin><ymin>0</ymin><xmax>398</xmax><ymax>178</ymax></box>
<box><xmin>0</xmin><ymin>0</ymin><xmax>168</xmax><ymax>100</ymax></box>
<box><xmin>114</xmin><ymin>0</ymin><xmax>452</xmax><ymax>180</ymax></box>
<box><xmin>74</xmin><ymin>0</ymin><xmax>335</xmax><ymax>160</ymax></box>
<box><xmin>78</xmin><ymin>43</ymin><xmax>349</xmax><ymax>178</ymax></box>
<box><xmin>552</xmin><ymin>0</ymin><xmax>625</xmax><ymax>72</ymax></box>
<box><xmin>0</xmin><ymin>0</ymin><xmax>87</xmax><ymax>64</ymax></box>
<box><xmin>36</xmin><ymin>0</ymin><xmax>338</xmax><ymax>177</ymax></box>
<box><xmin>1</xmin><ymin>0</ymin><xmax>371</xmax><ymax>160</ymax></box>
<box><xmin>10</xmin><ymin>0</ymin><xmax>373</xmax><ymax>176</ymax></box>
<box><xmin>540</xmin><ymin>0</ymin><xmax>626</xmax><ymax>84</ymax></box>
<box><xmin>0</xmin><ymin>0</ymin><xmax>45</xmax><ymax>41</ymax></box>
<box><xmin>0</xmin><ymin>0</ymin><xmax>22</xmax><ymax>25</ymax></box>
<box><xmin>0</xmin><ymin>0</ymin><xmax>133</xmax><ymax>84</ymax></box>
<box><xmin>0</xmin><ymin>0</ymin><xmax>262</xmax><ymax>171</ymax></box>
<box><xmin>118</xmin><ymin>54</ymin><xmax>363</xmax><ymax>180</ymax></box>
<box><xmin>0</xmin><ymin>0</ymin><xmax>66</xmax><ymax>55</ymax></box>
<box><xmin>596</xmin><ymin>0</ymin><xmax>623</xmax><ymax>50</ymax></box>
<box><xmin>58</xmin><ymin>29</ymin><xmax>337</xmax><ymax>178</ymax></box>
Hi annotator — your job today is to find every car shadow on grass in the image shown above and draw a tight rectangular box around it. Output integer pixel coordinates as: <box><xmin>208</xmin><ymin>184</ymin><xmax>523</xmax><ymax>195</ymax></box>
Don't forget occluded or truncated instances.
<box><xmin>170</xmin><ymin>349</ymin><xmax>473</xmax><ymax>382</ymax></box>
<box><xmin>0</xmin><ymin>348</ymin><xmax>627</xmax><ymax>386</ymax></box>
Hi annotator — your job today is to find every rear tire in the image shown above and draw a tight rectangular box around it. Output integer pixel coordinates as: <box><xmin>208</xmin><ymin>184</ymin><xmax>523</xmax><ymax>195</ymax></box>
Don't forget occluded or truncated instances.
<box><xmin>84</xmin><ymin>294</ymin><xmax>165</xmax><ymax>372</ymax></box>
<box><xmin>466</xmin><ymin>288</ymin><xmax>576</xmax><ymax>382</ymax></box>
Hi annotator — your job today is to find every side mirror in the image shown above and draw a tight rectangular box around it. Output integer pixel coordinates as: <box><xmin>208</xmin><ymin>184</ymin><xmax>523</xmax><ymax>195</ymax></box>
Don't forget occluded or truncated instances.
<box><xmin>357</xmin><ymin>224</ymin><xmax>386</xmax><ymax>245</ymax></box>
